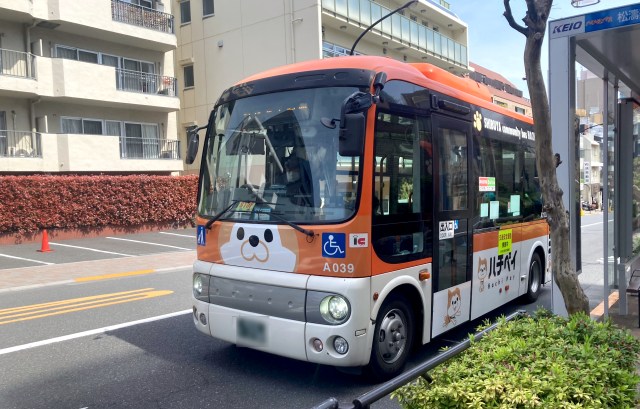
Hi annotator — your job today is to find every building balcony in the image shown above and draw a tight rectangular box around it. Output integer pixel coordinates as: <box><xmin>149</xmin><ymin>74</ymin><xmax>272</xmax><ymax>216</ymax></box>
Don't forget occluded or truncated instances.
<box><xmin>321</xmin><ymin>0</ymin><xmax>468</xmax><ymax>69</ymax></box>
<box><xmin>0</xmin><ymin>49</ymin><xmax>37</xmax><ymax>96</ymax></box>
<box><xmin>120</xmin><ymin>136</ymin><xmax>180</xmax><ymax>160</ymax></box>
<box><xmin>0</xmin><ymin>132</ymin><xmax>183</xmax><ymax>173</ymax></box>
<box><xmin>111</xmin><ymin>0</ymin><xmax>174</xmax><ymax>34</ymax></box>
<box><xmin>0</xmin><ymin>0</ymin><xmax>176</xmax><ymax>52</ymax></box>
<box><xmin>0</xmin><ymin>131</ymin><xmax>42</xmax><ymax>158</ymax></box>
<box><xmin>116</xmin><ymin>68</ymin><xmax>177</xmax><ymax>97</ymax></box>
<box><xmin>36</xmin><ymin>57</ymin><xmax>179</xmax><ymax>112</ymax></box>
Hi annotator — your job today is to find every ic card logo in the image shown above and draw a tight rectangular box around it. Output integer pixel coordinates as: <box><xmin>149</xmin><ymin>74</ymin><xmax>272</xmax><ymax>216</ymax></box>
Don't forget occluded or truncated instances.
<box><xmin>349</xmin><ymin>233</ymin><xmax>368</xmax><ymax>248</ymax></box>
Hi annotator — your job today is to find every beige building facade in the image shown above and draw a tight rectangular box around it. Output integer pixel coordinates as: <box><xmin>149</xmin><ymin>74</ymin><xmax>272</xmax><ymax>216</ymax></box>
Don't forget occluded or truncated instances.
<box><xmin>468</xmin><ymin>62</ymin><xmax>532</xmax><ymax>118</ymax></box>
<box><xmin>0</xmin><ymin>0</ymin><xmax>182</xmax><ymax>174</ymax></box>
<box><xmin>176</xmin><ymin>0</ymin><xmax>469</xmax><ymax>173</ymax></box>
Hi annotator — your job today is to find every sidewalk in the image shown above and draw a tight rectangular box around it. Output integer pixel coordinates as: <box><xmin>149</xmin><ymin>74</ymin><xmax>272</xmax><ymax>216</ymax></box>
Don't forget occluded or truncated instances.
<box><xmin>0</xmin><ymin>251</ymin><xmax>196</xmax><ymax>292</ymax></box>
<box><xmin>608</xmin><ymin>294</ymin><xmax>640</xmax><ymax>339</ymax></box>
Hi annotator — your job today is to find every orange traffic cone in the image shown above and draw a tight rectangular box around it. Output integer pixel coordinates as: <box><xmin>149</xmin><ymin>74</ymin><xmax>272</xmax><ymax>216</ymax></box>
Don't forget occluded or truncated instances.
<box><xmin>37</xmin><ymin>229</ymin><xmax>53</xmax><ymax>253</ymax></box>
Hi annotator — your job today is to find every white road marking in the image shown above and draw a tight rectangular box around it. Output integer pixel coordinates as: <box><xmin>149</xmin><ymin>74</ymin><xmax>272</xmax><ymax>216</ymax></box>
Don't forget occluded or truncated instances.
<box><xmin>0</xmin><ymin>309</ymin><xmax>191</xmax><ymax>355</ymax></box>
<box><xmin>49</xmin><ymin>242</ymin><xmax>134</xmax><ymax>257</ymax></box>
<box><xmin>0</xmin><ymin>253</ymin><xmax>53</xmax><ymax>265</ymax></box>
<box><xmin>582</xmin><ymin>221</ymin><xmax>603</xmax><ymax>227</ymax></box>
<box><xmin>106</xmin><ymin>237</ymin><xmax>191</xmax><ymax>250</ymax></box>
<box><xmin>159</xmin><ymin>232</ymin><xmax>194</xmax><ymax>238</ymax></box>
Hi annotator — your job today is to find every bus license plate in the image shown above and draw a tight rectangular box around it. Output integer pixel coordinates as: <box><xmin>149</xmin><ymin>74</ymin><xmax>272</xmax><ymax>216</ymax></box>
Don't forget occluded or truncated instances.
<box><xmin>237</xmin><ymin>316</ymin><xmax>266</xmax><ymax>347</ymax></box>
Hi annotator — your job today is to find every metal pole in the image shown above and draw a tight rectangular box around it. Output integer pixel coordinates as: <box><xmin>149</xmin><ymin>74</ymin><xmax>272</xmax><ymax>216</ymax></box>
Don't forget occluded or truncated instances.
<box><xmin>602</xmin><ymin>74</ymin><xmax>609</xmax><ymax>318</ymax></box>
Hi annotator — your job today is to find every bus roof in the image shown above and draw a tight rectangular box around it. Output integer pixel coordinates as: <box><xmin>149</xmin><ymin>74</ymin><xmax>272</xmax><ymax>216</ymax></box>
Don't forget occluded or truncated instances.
<box><xmin>237</xmin><ymin>56</ymin><xmax>533</xmax><ymax>125</ymax></box>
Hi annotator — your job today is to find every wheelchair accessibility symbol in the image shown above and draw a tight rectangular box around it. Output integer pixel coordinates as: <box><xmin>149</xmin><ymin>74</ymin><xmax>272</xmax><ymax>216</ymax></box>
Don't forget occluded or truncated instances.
<box><xmin>322</xmin><ymin>233</ymin><xmax>346</xmax><ymax>258</ymax></box>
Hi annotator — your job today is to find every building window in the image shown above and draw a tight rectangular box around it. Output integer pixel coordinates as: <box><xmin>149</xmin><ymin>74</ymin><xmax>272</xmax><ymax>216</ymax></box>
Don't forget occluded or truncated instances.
<box><xmin>180</xmin><ymin>0</ymin><xmax>191</xmax><ymax>24</ymax></box>
<box><xmin>495</xmin><ymin>100</ymin><xmax>508</xmax><ymax>108</ymax></box>
<box><xmin>203</xmin><ymin>0</ymin><xmax>214</xmax><ymax>16</ymax></box>
<box><xmin>61</xmin><ymin>117</ymin><xmax>103</xmax><ymax>135</ymax></box>
<box><xmin>515</xmin><ymin>106</ymin><xmax>526</xmax><ymax>115</ymax></box>
<box><xmin>184</xmin><ymin>65</ymin><xmax>194</xmax><ymax>88</ymax></box>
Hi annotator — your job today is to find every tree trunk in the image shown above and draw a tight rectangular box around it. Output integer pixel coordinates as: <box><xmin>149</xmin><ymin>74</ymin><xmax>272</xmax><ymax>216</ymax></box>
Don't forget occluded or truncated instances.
<box><xmin>504</xmin><ymin>0</ymin><xmax>589</xmax><ymax>315</ymax></box>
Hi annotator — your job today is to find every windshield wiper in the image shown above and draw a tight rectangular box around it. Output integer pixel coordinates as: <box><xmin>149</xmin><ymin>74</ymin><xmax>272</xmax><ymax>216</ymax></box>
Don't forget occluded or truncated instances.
<box><xmin>205</xmin><ymin>199</ymin><xmax>315</xmax><ymax>238</ymax></box>
<box><xmin>252</xmin><ymin>209</ymin><xmax>315</xmax><ymax>238</ymax></box>
<box><xmin>204</xmin><ymin>200</ymin><xmax>238</xmax><ymax>229</ymax></box>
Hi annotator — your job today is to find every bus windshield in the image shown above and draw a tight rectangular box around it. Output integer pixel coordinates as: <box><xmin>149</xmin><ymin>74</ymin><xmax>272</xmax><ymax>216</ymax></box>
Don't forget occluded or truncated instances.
<box><xmin>198</xmin><ymin>86</ymin><xmax>362</xmax><ymax>224</ymax></box>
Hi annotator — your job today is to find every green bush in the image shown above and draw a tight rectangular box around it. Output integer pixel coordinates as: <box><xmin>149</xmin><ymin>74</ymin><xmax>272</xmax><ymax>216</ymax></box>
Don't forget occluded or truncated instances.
<box><xmin>392</xmin><ymin>309</ymin><xmax>640</xmax><ymax>408</ymax></box>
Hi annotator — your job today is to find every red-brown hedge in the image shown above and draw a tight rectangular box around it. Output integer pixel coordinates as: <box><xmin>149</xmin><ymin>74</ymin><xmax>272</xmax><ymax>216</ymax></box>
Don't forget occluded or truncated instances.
<box><xmin>0</xmin><ymin>175</ymin><xmax>198</xmax><ymax>234</ymax></box>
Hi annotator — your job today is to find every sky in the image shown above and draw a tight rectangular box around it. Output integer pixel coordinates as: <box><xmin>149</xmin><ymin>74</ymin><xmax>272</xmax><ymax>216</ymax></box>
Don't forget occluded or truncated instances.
<box><xmin>452</xmin><ymin>0</ymin><xmax>635</xmax><ymax>97</ymax></box>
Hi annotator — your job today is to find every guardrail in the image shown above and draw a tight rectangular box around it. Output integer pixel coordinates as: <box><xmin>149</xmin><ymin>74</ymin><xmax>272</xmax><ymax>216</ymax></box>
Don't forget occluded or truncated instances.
<box><xmin>0</xmin><ymin>131</ymin><xmax>42</xmax><ymax>158</ymax></box>
<box><xmin>311</xmin><ymin>310</ymin><xmax>526</xmax><ymax>409</ymax></box>
<box><xmin>0</xmin><ymin>49</ymin><xmax>36</xmax><ymax>79</ymax></box>
<box><xmin>111</xmin><ymin>0</ymin><xmax>174</xmax><ymax>34</ymax></box>
<box><xmin>116</xmin><ymin>68</ymin><xmax>177</xmax><ymax>96</ymax></box>
<box><xmin>119</xmin><ymin>137</ymin><xmax>180</xmax><ymax>160</ymax></box>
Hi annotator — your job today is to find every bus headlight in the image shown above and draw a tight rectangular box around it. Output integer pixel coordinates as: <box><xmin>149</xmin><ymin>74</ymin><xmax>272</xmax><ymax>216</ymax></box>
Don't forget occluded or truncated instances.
<box><xmin>320</xmin><ymin>295</ymin><xmax>350</xmax><ymax>324</ymax></box>
<box><xmin>192</xmin><ymin>274</ymin><xmax>209</xmax><ymax>302</ymax></box>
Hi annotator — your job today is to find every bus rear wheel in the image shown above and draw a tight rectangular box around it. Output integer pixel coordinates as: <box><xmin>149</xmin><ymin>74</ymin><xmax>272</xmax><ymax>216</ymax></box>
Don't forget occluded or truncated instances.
<box><xmin>524</xmin><ymin>252</ymin><xmax>542</xmax><ymax>303</ymax></box>
<box><xmin>365</xmin><ymin>296</ymin><xmax>414</xmax><ymax>382</ymax></box>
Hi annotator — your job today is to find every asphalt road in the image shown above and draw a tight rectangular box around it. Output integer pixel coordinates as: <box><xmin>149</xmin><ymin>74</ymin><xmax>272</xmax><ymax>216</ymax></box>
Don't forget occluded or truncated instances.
<box><xmin>0</xmin><ymin>227</ymin><xmax>552</xmax><ymax>409</ymax></box>
<box><xmin>0</xmin><ymin>228</ymin><xmax>198</xmax><ymax>269</ymax></box>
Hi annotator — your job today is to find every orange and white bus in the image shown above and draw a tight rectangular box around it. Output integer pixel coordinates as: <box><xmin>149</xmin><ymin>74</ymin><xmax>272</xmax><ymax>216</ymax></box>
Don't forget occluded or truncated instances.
<box><xmin>188</xmin><ymin>55</ymin><xmax>550</xmax><ymax>380</ymax></box>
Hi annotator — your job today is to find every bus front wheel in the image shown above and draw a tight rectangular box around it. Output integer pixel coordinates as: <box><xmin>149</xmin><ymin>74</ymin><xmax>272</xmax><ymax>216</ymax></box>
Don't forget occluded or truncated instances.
<box><xmin>524</xmin><ymin>252</ymin><xmax>542</xmax><ymax>303</ymax></box>
<box><xmin>365</xmin><ymin>296</ymin><xmax>414</xmax><ymax>381</ymax></box>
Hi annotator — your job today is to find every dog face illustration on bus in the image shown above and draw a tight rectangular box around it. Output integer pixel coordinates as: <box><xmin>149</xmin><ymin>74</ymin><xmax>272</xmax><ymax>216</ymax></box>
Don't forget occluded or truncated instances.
<box><xmin>219</xmin><ymin>223</ymin><xmax>298</xmax><ymax>271</ymax></box>
<box><xmin>443</xmin><ymin>287</ymin><xmax>462</xmax><ymax>327</ymax></box>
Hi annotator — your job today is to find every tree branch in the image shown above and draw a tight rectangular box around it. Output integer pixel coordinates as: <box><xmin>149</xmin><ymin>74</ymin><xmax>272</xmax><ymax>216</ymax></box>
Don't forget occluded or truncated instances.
<box><xmin>503</xmin><ymin>0</ymin><xmax>528</xmax><ymax>36</ymax></box>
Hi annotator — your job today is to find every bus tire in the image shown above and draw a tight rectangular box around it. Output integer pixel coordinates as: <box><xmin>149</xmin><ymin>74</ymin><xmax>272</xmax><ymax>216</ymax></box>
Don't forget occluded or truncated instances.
<box><xmin>524</xmin><ymin>252</ymin><xmax>542</xmax><ymax>303</ymax></box>
<box><xmin>365</xmin><ymin>296</ymin><xmax>414</xmax><ymax>382</ymax></box>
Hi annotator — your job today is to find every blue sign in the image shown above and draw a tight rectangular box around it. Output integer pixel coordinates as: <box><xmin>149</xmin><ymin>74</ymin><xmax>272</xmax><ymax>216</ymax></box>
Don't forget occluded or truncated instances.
<box><xmin>454</xmin><ymin>220</ymin><xmax>459</xmax><ymax>230</ymax></box>
<box><xmin>197</xmin><ymin>225</ymin><xmax>206</xmax><ymax>246</ymax></box>
<box><xmin>322</xmin><ymin>233</ymin><xmax>346</xmax><ymax>258</ymax></box>
<box><xmin>585</xmin><ymin>4</ymin><xmax>640</xmax><ymax>32</ymax></box>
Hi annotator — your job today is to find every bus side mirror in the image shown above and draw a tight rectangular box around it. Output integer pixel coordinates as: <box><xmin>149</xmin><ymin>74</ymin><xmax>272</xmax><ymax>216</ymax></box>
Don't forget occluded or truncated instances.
<box><xmin>339</xmin><ymin>112</ymin><xmax>365</xmax><ymax>156</ymax></box>
<box><xmin>185</xmin><ymin>128</ymin><xmax>200</xmax><ymax>165</ymax></box>
<box><xmin>337</xmin><ymin>92</ymin><xmax>371</xmax><ymax>157</ymax></box>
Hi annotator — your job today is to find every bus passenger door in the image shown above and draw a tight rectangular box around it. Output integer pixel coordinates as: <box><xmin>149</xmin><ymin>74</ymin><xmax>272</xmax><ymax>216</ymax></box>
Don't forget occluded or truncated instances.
<box><xmin>431</xmin><ymin>115</ymin><xmax>473</xmax><ymax>337</ymax></box>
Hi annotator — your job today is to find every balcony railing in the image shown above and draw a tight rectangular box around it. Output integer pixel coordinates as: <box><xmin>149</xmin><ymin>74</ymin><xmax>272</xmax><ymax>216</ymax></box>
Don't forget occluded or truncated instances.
<box><xmin>111</xmin><ymin>0</ymin><xmax>174</xmax><ymax>34</ymax></box>
<box><xmin>120</xmin><ymin>137</ymin><xmax>180</xmax><ymax>160</ymax></box>
<box><xmin>321</xmin><ymin>0</ymin><xmax>467</xmax><ymax>67</ymax></box>
<box><xmin>116</xmin><ymin>68</ymin><xmax>177</xmax><ymax>96</ymax></box>
<box><xmin>0</xmin><ymin>49</ymin><xmax>36</xmax><ymax>79</ymax></box>
<box><xmin>0</xmin><ymin>131</ymin><xmax>42</xmax><ymax>158</ymax></box>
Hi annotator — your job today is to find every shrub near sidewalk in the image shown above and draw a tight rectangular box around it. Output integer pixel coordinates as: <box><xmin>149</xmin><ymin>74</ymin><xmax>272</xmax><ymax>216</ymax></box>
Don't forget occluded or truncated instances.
<box><xmin>392</xmin><ymin>309</ymin><xmax>640</xmax><ymax>409</ymax></box>
<box><xmin>0</xmin><ymin>175</ymin><xmax>198</xmax><ymax>236</ymax></box>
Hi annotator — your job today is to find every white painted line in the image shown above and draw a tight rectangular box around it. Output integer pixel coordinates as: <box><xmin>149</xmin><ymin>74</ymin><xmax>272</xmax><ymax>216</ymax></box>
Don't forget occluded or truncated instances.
<box><xmin>0</xmin><ymin>309</ymin><xmax>191</xmax><ymax>355</ymax></box>
<box><xmin>106</xmin><ymin>237</ymin><xmax>191</xmax><ymax>250</ymax></box>
<box><xmin>0</xmin><ymin>253</ymin><xmax>53</xmax><ymax>265</ymax></box>
<box><xmin>159</xmin><ymin>232</ymin><xmax>194</xmax><ymax>239</ymax></box>
<box><xmin>0</xmin><ymin>280</ymin><xmax>75</xmax><ymax>294</ymax></box>
<box><xmin>155</xmin><ymin>265</ymin><xmax>193</xmax><ymax>273</ymax></box>
<box><xmin>49</xmin><ymin>242</ymin><xmax>134</xmax><ymax>257</ymax></box>
<box><xmin>582</xmin><ymin>221</ymin><xmax>603</xmax><ymax>227</ymax></box>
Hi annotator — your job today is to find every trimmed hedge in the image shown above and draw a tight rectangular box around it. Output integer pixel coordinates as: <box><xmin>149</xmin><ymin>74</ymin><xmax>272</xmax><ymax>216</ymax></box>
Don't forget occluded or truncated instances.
<box><xmin>392</xmin><ymin>309</ymin><xmax>640</xmax><ymax>409</ymax></box>
<box><xmin>0</xmin><ymin>175</ymin><xmax>198</xmax><ymax>235</ymax></box>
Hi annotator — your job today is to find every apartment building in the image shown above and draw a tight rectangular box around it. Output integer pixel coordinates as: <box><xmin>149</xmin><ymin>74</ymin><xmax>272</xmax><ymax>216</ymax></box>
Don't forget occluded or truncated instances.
<box><xmin>175</xmin><ymin>0</ymin><xmax>469</xmax><ymax>173</ymax></box>
<box><xmin>468</xmin><ymin>62</ymin><xmax>532</xmax><ymax>117</ymax></box>
<box><xmin>0</xmin><ymin>0</ymin><xmax>182</xmax><ymax>174</ymax></box>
